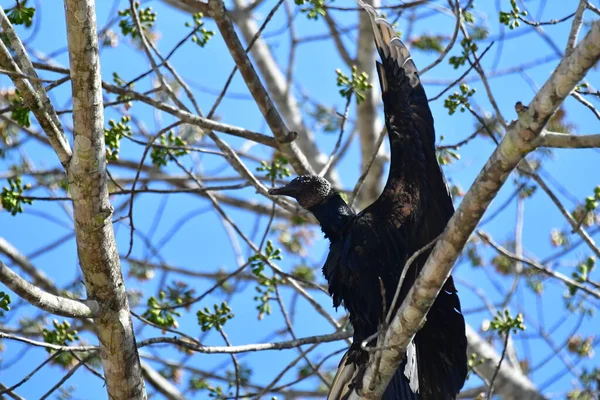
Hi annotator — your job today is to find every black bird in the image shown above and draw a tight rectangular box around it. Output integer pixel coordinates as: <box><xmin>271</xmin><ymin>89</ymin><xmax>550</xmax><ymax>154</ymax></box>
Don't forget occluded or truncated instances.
<box><xmin>269</xmin><ymin>2</ymin><xmax>467</xmax><ymax>399</ymax></box>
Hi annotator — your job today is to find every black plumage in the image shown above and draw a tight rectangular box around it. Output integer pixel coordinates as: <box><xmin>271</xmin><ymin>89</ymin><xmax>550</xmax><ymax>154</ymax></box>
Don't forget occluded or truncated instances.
<box><xmin>268</xmin><ymin>2</ymin><xmax>467</xmax><ymax>399</ymax></box>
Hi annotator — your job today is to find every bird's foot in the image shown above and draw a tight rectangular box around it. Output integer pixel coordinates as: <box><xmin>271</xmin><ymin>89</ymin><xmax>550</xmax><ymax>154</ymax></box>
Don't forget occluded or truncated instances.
<box><xmin>346</xmin><ymin>342</ymin><xmax>369</xmax><ymax>366</ymax></box>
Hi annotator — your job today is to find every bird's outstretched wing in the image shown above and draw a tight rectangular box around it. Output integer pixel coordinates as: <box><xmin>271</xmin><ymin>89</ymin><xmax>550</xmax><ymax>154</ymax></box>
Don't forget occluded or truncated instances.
<box><xmin>325</xmin><ymin>2</ymin><xmax>468</xmax><ymax>400</ymax></box>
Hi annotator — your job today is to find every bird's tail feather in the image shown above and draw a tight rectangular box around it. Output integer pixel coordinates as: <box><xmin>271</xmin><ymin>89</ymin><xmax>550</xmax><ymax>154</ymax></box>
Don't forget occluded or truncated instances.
<box><xmin>327</xmin><ymin>346</ymin><xmax>419</xmax><ymax>400</ymax></box>
<box><xmin>328</xmin><ymin>352</ymin><xmax>355</xmax><ymax>400</ymax></box>
<box><xmin>357</xmin><ymin>0</ymin><xmax>420</xmax><ymax>93</ymax></box>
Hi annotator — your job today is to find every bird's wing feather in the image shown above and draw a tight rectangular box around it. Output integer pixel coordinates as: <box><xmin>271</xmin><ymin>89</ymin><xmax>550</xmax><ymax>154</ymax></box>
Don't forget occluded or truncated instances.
<box><xmin>323</xmin><ymin>216</ymin><xmax>410</xmax><ymax>314</ymax></box>
<box><xmin>327</xmin><ymin>353</ymin><xmax>355</xmax><ymax>400</ymax></box>
<box><xmin>327</xmin><ymin>351</ymin><xmax>419</xmax><ymax>400</ymax></box>
<box><xmin>331</xmin><ymin>2</ymin><xmax>469</xmax><ymax>399</ymax></box>
<box><xmin>324</xmin><ymin>215</ymin><xmax>422</xmax><ymax>399</ymax></box>
<box><xmin>359</xmin><ymin>0</ymin><xmax>420</xmax><ymax>91</ymax></box>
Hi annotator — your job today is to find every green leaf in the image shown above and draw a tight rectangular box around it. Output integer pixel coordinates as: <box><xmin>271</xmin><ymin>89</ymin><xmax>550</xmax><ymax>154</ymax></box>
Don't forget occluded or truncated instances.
<box><xmin>197</xmin><ymin>301</ymin><xmax>234</xmax><ymax>331</ymax></box>
<box><xmin>118</xmin><ymin>2</ymin><xmax>156</xmax><ymax>38</ymax></box>
<box><xmin>10</xmin><ymin>91</ymin><xmax>31</xmax><ymax>128</ymax></box>
<box><xmin>412</xmin><ymin>35</ymin><xmax>444</xmax><ymax>53</ymax></box>
<box><xmin>42</xmin><ymin>320</ymin><xmax>80</xmax><ymax>367</ymax></box>
<box><xmin>295</xmin><ymin>0</ymin><xmax>327</xmax><ymax>20</ymax></box>
<box><xmin>335</xmin><ymin>66</ymin><xmax>372</xmax><ymax>104</ymax></box>
<box><xmin>188</xmin><ymin>13</ymin><xmax>214</xmax><ymax>47</ymax></box>
<box><xmin>6</xmin><ymin>1</ymin><xmax>35</xmax><ymax>27</ymax></box>
<box><xmin>1</xmin><ymin>176</ymin><xmax>32</xmax><ymax>216</ymax></box>
<box><xmin>448</xmin><ymin>38</ymin><xmax>478</xmax><ymax>69</ymax></box>
<box><xmin>498</xmin><ymin>0</ymin><xmax>527</xmax><ymax>30</ymax></box>
<box><xmin>142</xmin><ymin>290</ymin><xmax>183</xmax><ymax>328</ymax></box>
<box><xmin>489</xmin><ymin>309</ymin><xmax>525</xmax><ymax>334</ymax></box>
<box><xmin>150</xmin><ymin>131</ymin><xmax>189</xmax><ymax>167</ymax></box>
<box><xmin>104</xmin><ymin>116</ymin><xmax>131</xmax><ymax>161</ymax></box>
<box><xmin>444</xmin><ymin>83</ymin><xmax>476</xmax><ymax>115</ymax></box>
<box><xmin>257</xmin><ymin>156</ymin><xmax>291</xmax><ymax>181</ymax></box>
<box><xmin>0</xmin><ymin>291</ymin><xmax>11</xmax><ymax>315</ymax></box>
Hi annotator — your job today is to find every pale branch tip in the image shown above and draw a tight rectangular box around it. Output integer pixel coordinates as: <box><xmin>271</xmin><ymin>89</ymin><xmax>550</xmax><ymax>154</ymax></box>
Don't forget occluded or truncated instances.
<box><xmin>0</xmin><ymin>261</ymin><xmax>99</xmax><ymax>318</ymax></box>
<box><xmin>536</xmin><ymin>131</ymin><xmax>600</xmax><ymax>148</ymax></box>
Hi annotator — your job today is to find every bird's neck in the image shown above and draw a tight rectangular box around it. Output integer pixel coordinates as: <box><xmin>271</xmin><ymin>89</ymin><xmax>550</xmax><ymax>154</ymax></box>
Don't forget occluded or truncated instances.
<box><xmin>308</xmin><ymin>193</ymin><xmax>355</xmax><ymax>240</ymax></box>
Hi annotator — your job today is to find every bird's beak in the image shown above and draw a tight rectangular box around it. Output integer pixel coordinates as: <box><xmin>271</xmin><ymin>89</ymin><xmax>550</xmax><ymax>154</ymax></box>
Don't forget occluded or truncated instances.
<box><xmin>268</xmin><ymin>183</ymin><xmax>300</xmax><ymax>197</ymax></box>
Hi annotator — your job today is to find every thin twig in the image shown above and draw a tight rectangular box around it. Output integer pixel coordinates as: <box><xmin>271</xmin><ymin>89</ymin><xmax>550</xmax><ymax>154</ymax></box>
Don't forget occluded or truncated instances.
<box><xmin>318</xmin><ymin>95</ymin><xmax>352</xmax><ymax>177</ymax></box>
<box><xmin>39</xmin><ymin>353</ymin><xmax>97</xmax><ymax>400</ymax></box>
<box><xmin>487</xmin><ymin>332</ymin><xmax>510</xmax><ymax>400</ymax></box>
<box><xmin>349</xmin><ymin>126</ymin><xmax>387</xmax><ymax>209</ymax></box>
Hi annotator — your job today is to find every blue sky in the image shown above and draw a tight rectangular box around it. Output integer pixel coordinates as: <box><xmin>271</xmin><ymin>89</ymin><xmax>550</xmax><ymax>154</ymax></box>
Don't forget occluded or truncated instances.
<box><xmin>1</xmin><ymin>0</ymin><xmax>599</xmax><ymax>398</ymax></box>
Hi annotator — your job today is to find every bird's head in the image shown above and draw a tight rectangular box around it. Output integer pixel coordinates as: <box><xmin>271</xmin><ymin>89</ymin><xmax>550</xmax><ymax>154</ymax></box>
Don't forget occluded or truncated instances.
<box><xmin>268</xmin><ymin>175</ymin><xmax>332</xmax><ymax>209</ymax></box>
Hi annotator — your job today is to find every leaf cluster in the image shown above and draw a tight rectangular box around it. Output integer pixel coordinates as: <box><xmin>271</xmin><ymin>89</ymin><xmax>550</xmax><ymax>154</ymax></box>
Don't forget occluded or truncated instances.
<box><xmin>569</xmin><ymin>257</ymin><xmax>596</xmax><ymax>296</ymax></box>
<box><xmin>9</xmin><ymin>91</ymin><xmax>31</xmax><ymax>128</ymax></box>
<box><xmin>444</xmin><ymin>83</ymin><xmax>476</xmax><ymax>115</ymax></box>
<box><xmin>143</xmin><ymin>290</ymin><xmax>183</xmax><ymax>329</ymax></box>
<box><xmin>42</xmin><ymin>320</ymin><xmax>80</xmax><ymax>367</ymax></box>
<box><xmin>567</xmin><ymin>335</ymin><xmax>595</xmax><ymax>358</ymax></box>
<box><xmin>499</xmin><ymin>0</ymin><xmax>528</xmax><ymax>30</ymax></box>
<box><xmin>6</xmin><ymin>1</ymin><xmax>35</xmax><ymax>27</ymax></box>
<box><xmin>294</xmin><ymin>0</ymin><xmax>327</xmax><ymax>20</ymax></box>
<box><xmin>186</xmin><ymin>13</ymin><xmax>214</xmax><ymax>47</ymax></box>
<box><xmin>436</xmin><ymin>147</ymin><xmax>461</xmax><ymax>165</ymax></box>
<box><xmin>151</xmin><ymin>131</ymin><xmax>189</xmax><ymax>167</ymax></box>
<box><xmin>189</xmin><ymin>378</ymin><xmax>225</xmax><ymax>398</ymax></box>
<box><xmin>257</xmin><ymin>155</ymin><xmax>291</xmax><ymax>181</ymax></box>
<box><xmin>489</xmin><ymin>309</ymin><xmax>525</xmax><ymax>334</ymax></box>
<box><xmin>412</xmin><ymin>35</ymin><xmax>444</xmax><ymax>53</ymax></box>
<box><xmin>196</xmin><ymin>301</ymin><xmax>234</xmax><ymax>332</ymax></box>
<box><xmin>1</xmin><ymin>176</ymin><xmax>32</xmax><ymax>215</ymax></box>
<box><xmin>0</xmin><ymin>291</ymin><xmax>11</xmax><ymax>316</ymax></box>
<box><xmin>449</xmin><ymin>38</ymin><xmax>478</xmax><ymax>69</ymax></box>
<box><xmin>104</xmin><ymin>116</ymin><xmax>131</xmax><ymax>161</ymax></box>
<box><xmin>336</xmin><ymin>66</ymin><xmax>372</xmax><ymax>104</ymax></box>
<box><xmin>249</xmin><ymin>241</ymin><xmax>282</xmax><ymax>319</ymax></box>
<box><xmin>119</xmin><ymin>2</ymin><xmax>156</xmax><ymax>38</ymax></box>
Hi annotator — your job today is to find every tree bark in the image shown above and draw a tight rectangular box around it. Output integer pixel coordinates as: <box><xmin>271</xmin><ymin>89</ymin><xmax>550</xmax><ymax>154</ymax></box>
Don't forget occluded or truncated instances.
<box><xmin>355</xmin><ymin>0</ymin><xmax>385</xmax><ymax>208</ymax></box>
<box><xmin>63</xmin><ymin>0</ymin><xmax>146</xmax><ymax>398</ymax></box>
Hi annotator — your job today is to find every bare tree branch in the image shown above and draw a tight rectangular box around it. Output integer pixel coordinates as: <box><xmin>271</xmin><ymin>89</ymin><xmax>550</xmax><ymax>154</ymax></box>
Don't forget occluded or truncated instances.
<box><xmin>0</xmin><ymin>237</ymin><xmax>59</xmax><ymax>295</ymax></box>
<box><xmin>0</xmin><ymin>382</ymin><xmax>26</xmax><ymax>400</ymax></box>
<box><xmin>0</xmin><ymin>7</ymin><xmax>72</xmax><ymax>166</ymax></box>
<box><xmin>419</xmin><ymin>0</ymin><xmax>461</xmax><ymax>75</ymax></box>
<box><xmin>208</xmin><ymin>0</ymin><xmax>316</xmax><ymax>176</ymax></box>
<box><xmin>565</xmin><ymin>1</ymin><xmax>588</xmax><ymax>56</ymax></box>
<box><xmin>0</xmin><ymin>329</ymin><xmax>351</xmax><ymax>355</ymax></box>
<box><xmin>478</xmin><ymin>231</ymin><xmax>600</xmax><ymax>299</ymax></box>
<box><xmin>141</xmin><ymin>362</ymin><xmax>186</xmax><ymax>400</ymax></box>
<box><xmin>138</xmin><ymin>330</ymin><xmax>351</xmax><ymax>354</ymax></box>
<box><xmin>0</xmin><ymin>261</ymin><xmax>98</xmax><ymax>318</ymax></box>
<box><xmin>163</xmin><ymin>0</ymin><xmax>342</xmax><ymax>185</ymax></box>
<box><xmin>2</xmin><ymin>2</ymin><xmax>598</xmax><ymax>398</ymax></box>
<box><xmin>104</xmin><ymin>83</ymin><xmax>281</xmax><ymax>147</ymax></box>
<box><xmin>323</xmin><ymin>12</ymin><xmax>355</xmax><ymax>67</ymax></box>
<box><xmin>524</xmin><ymin>169</ymin><xmax>600</xmax><ymax>259</ymax></box>
<box><xmin>536</xmin><ymin>131</ymin><xmax>600</xmax><ymax>148</ymax></box>
<box><xmin>229</xmin><ymin>0</ymin><xmax>338</xmax><ymax>182</ymax></box>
